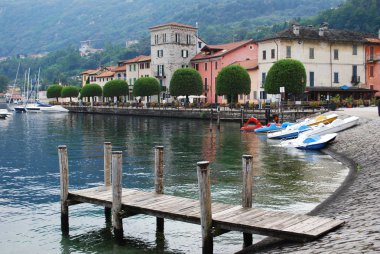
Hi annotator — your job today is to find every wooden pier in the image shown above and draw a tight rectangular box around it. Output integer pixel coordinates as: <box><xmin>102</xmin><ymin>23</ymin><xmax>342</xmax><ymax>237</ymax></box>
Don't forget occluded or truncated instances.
<box><xmin>58</xmin><ymin>143</ymin><xmax>344</xmax><ymax>253</ymax></box>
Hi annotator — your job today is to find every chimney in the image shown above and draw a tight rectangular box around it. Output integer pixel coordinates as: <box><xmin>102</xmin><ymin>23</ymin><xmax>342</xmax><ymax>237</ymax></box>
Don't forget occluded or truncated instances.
<box><xmin>319</xmin><ymin>27</ymin><xmax>324</xmax><ymax>36</ymax></box>
<box><xmin>292</xmin><ymin>24</ymin><xmax>300</xmax><ymax>36</ymax></box>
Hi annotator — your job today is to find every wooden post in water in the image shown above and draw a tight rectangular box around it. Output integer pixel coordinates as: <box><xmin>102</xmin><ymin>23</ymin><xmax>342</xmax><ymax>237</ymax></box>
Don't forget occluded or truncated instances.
<box><xmin>217</xmin><ymin>108</ymin><xmax>220</xmax><ymax>130</ymax></box>
<box><xmin>104</xmin><ymin>142</ymin><xmax>112</xmax><ymax>220</ymax></box>
<box><xmin>242</xmin><ymin>154</ymin><xmax>253</xmax><ymax>247</ymax></box>
<box><xmin>155</xmin><ymin>145</ymin><xmax>164</xmax><ymax>233</ymax></box>
<box><xmin>58</xmin><ymin>145</ymin><xmax>69</xmax><ymax>235</ymax></box>
<box><xmin>197</xmin><ymin>161</ymin><xmax>213</xmax><ymax>254</ymax></box>
<box><xmin>112</xmin><ymin>151</ymin><xmax>123</xmax><ymax>241</ymax></box>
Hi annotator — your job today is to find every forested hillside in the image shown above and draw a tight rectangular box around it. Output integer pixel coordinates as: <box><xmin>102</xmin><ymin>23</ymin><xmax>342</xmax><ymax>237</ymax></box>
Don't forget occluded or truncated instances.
<box><xmin>0</xmin><ymin>0</ymin><xmax>342</xmax><ymax>56</ymax></box>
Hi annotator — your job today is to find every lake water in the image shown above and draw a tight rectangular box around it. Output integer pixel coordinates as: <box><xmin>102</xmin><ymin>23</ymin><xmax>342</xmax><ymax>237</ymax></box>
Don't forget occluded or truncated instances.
<box><xmin>0</xmin><ymin>113</ymin><xmax>348</xmax><ymax>253</ymax></box>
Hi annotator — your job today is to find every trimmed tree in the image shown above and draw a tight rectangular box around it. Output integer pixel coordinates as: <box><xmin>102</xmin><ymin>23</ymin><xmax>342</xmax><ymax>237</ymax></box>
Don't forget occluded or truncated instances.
<box><xmin>103</xmin><ymin>80</ymin><xmax>128</xmax><ymax>102</ymax></box>
<box><xmin>216</xmin><ymin>65</ymin><xmax>251</xmax><ymax>104</ymax></box>
<box><xmin>47</xmin><ymin>84</ymin><xmax>63</xmax><ymax>102</ymax></box>
<box><xmin>264</xmin><ymin>59</ymin><xmax>306</xmax><ymax>100</ymax></box>
<box><xmin>133</xmin><ymin>77</ymin><xmax>161</xmax><ymax>102</ymax></box>
<box><xmin>61</xmin><ymin>86</ymin><xmax>80</xmax><ymax>102</ymax></box>
<box><xmin>80</xmin><ymin>83</ymin><xmax>102</xmax><ymax>103</ymax></box>
<box><xmin>169</xmin><ymin>68</ymin><xmax>203</xmax><ymax>104</ymax></box>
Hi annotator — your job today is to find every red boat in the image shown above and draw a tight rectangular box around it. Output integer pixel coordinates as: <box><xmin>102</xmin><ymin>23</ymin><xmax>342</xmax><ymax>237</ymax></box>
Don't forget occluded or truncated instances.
<box><xmin>240</xmin><ymin>117</ymin><xmax>263</xmax><ymax>132</ymax></box>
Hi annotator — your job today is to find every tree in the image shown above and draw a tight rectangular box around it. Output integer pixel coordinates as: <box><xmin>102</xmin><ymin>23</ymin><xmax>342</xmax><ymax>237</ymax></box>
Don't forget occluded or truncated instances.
<box><xmin>216</xmin><ymin>65</ymin><xmax>251</xmax><ymax>103</ymax></box>
<box><xmin>103</xmin><ymin>79</ymin><xmax>128</xmax><ymax>102</ymax></box>
<box><xmin>80</xmin><ymin>83</ymin><xmax>102</xmax><ymax>103</ymax></box>
<box><xmin>61</xmin><ymin>86</ymin><xmax>79</xmax><ymax>102</ymax></box>
<box><xmin>264</xmin><ymin>59</ymin><xmax>306</xmax><ymax>99</ymax></box>
<box><xmin>0</xmin><ymin>74</ymin><xmax>9</xmax><ymax>93</ymax></box>
<box><xmin>169</xmin><ymin>68</ymin><xmax>203</xmax><ymax>103</ymax></box>
<box><xmin>46</xmin><ymin>84</ymin><xmax>63</xmax><ymax>102</ymax></box>
<box><xmin>133</xmin><ymin>77</ymin><xmax>160</xmax><ymax>102</ymax></box>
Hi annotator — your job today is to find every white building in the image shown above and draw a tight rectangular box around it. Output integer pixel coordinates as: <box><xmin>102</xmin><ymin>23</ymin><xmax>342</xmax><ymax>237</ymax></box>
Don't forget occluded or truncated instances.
<box><xmin>258</xmin><ymin>24</ymin><xmax>367</xmax><ymax>101</ymax></box>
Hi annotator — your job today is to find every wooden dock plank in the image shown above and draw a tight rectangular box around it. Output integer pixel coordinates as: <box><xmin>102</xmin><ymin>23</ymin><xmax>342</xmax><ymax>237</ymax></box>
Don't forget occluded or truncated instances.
<box><xmin>67</xmin><ymin>187</ymin><xmax>343</xmax><ymax>241</ymax></box>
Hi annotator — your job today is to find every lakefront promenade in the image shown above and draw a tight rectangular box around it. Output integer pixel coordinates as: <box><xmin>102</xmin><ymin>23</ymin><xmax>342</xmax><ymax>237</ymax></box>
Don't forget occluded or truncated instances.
<box><xmin>244</xmin><ymin>107</ymin><xmax>380</xmax><ymax>253</ymax></box>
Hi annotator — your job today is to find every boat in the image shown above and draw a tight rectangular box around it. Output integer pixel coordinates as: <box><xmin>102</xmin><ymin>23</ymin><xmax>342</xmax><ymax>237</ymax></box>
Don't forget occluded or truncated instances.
<box><xmin>0</xmin><ymin>109</ymin><xmax>12</xmax><ymax>119</ymax></box>
<box><xmin>280</xmin><ymin>133</ymin><xmax>337</xmax><ymax>150</ymax></box>
<box><xmin>254</xmin><ymin>122</ymin><xmax>292</xmax><ymax>133</ymax></box>
<box><xmin>240</xmin><ymin>117</ymin><xmax>263</xmax><ymax>131</ymax></box>
<box><xmin>267</xmin><ymin>124</ymin><xmax>311</xmax><ymax>139</ymax></box>
<box><xmin>300</xmin><ymin>116</ymin><xmax>359</xmax><ymax>138</ymax></box>
<box><xmin>307</xmin><ymin>114</ymin><xmax>338</xmax><ymax>126</ymax></box>
<box><xmin>39</xmin><ymin>103</ymin><xmax>69</xmax><ymax>113</ymax></box>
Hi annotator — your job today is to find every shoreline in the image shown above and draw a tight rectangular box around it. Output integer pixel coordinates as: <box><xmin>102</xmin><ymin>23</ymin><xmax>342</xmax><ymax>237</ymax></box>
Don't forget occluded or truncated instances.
<box><xmin>240</xmin><ymin>108</ymin><xmax>380</xmax><ymax>253</ymax></box>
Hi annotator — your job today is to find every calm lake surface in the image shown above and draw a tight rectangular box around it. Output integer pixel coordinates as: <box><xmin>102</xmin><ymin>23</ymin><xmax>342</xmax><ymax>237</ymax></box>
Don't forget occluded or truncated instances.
<box><xmin>0</xmin><ymin>113</ymin><xmax>348</xmax><ymax>253</ymax></box>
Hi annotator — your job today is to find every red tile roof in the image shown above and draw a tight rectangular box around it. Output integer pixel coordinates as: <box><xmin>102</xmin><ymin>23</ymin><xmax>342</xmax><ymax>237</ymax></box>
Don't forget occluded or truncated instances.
<box><xmin>191</xmin><ymin>39</ymin><xmax>254</xmax><ymax>61</ymax></box>
<box><xmin>80</xmin><ymin>69</ymin><xmax>100</xmax><ymax>75</ymax></box>
<box><xmin>366</xmin><ymin>38</ymin><xmax>380</xmax><ymax>44</ymax></box>
<box><xmin>149</xmin><ymin>22</ymin><xmax>196</xmax><ymax>30</ymax></box>
<box><xmin>231</xmin><ymin>59</ymin><xmax>258</xmax><ymax>70</ymax></box>
<box><xmin>113</xmin><ymin>65</ymin><xmax>126</xmax><ymax>72</ymax></box>
<box><xmin>97</xmin><ymin>71</ymin><xmax>115</xmax><ymax>78</ymax></box>
<box><xmin>123</xmin><ymin>55</ymin><xmax>151</xmax><ymax>64</ymax></box>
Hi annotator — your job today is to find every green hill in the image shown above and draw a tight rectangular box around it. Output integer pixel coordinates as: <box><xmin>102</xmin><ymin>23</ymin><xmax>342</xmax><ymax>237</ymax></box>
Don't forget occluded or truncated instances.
<box><xmin>0</xmin><ymin>0</ymin><xmax>342</xmax><ymax>56</ymax></box>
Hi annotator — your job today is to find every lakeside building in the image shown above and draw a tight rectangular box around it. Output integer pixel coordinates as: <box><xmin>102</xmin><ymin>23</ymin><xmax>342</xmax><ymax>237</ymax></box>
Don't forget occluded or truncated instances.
<box><xmin>191</xmin><ymin>40</ymin><xmax>258</xmax><ymax>104</ymax></box>
<box><xmin>257</xmin><ymin>24</ymin><xmax>376</xmax><ymax>101</ymax></box>
<box><xmin>149</xmin><ymin>22</ymin><xmax>206</xmax><ymax>100</ymax></box>
<box><xmin>121</xmin><ymin>55</ymin><xmax>151</xmax><ymax>100</ymax></box>
<box><xmin>80</xmin><ymin>63</ymin><xmax>126</xmax><ymax>87</ymax></box>
<box><xmin>365</xmin><ymin>36</ymin><xmax>380</xmax><ymax>97</ymax></box>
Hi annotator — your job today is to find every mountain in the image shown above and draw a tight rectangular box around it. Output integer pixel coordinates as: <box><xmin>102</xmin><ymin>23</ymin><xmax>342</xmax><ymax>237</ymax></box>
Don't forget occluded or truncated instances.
<box><xmin>0</xmin><ymin>0</ymin><xmax>343</xmax><ymax>56</ymax></box>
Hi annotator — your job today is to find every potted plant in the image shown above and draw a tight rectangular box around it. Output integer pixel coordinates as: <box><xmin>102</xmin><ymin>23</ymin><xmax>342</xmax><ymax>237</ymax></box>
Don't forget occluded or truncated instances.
<box><xmin>345</xmin><ymin>95</ymin><xmax>353</xmax><ymax>108</ymax></box>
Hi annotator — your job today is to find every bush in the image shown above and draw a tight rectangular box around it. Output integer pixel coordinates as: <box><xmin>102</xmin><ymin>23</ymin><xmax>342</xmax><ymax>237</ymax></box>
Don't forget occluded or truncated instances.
<box><xmin>170</xmin><ymin>68</ymin><xmax>203</xmax><ymax>101</ymax></box>
<box><xmin>80</xmin><ymin>83</ymin><xmax>102</xmax><ymax>100</ymax></box>
<box><xmin>264</xmin><ymin>59</ymin><xmax>306</xmax><ymax>98</ymax></box>
<box><xmin>47</xmin><ymin>84</ymin><xmax>63</xmax><ymax>102</ymax></box>
<box><xmin>216</xmin><ymin>65</ymin><xmax>250</xmax><ymax>103</ymax></box>
<box><xmin>61</xmin><ymin>86</ymin><xmax>79</xmax><ymax>102</ymax></box>
<box><xmin>103</xmin><ymin>80</ymin><xmax>128</xmax><ymax>100</ymax></box>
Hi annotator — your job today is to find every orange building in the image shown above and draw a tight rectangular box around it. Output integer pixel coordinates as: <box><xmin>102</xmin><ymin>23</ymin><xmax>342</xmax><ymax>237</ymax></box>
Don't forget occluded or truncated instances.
<box><xmin>191</xmin><ymin>40</ymin><xmax>258</xmax><ymax>104</ymax></box>
<box><xmin>365</xmin><ymin>38</ymin><xmax>380</xmax><ymax>97</ymax></box>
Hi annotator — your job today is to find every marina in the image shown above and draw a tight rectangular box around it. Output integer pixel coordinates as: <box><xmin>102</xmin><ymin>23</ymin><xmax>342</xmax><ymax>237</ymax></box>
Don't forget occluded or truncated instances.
<box><xmin>0</xmin><ymin>113</ymin><xmax>350</xmax><ymax>253</ymax></box>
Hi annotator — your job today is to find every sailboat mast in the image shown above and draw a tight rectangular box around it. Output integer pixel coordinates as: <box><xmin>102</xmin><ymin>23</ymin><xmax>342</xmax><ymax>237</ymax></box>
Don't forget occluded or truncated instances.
<box><xmin>37</xmin><ymin>68</ymin><xmax>40</xmax><ymax>101</ymax></box>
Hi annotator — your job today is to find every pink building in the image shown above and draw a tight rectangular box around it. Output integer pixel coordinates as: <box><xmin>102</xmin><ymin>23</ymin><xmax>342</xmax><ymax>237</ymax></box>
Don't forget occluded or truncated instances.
<box><xmin>191</xmin><ymin>39</ymin><xmax>258</xmax><ymax>104</ymax></box>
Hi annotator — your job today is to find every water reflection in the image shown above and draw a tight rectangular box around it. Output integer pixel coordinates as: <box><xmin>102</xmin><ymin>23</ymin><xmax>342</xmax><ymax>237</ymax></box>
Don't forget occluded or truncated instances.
<box><xmin>0</xmin><ymin>113</ymin><xmax>348</xmax><ymax>253</ymax></box>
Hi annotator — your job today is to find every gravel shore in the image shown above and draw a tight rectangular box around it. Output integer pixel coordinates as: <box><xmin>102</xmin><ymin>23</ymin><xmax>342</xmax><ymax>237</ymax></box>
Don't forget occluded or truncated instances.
<box><xmin>243</xmin><ymin>107</ymin><xmax>380</xmax><ymax>253</ymax></box>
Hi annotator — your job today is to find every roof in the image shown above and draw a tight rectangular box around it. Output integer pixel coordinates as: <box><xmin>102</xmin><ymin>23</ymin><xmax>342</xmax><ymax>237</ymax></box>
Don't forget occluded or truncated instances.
<box><xmin>80</xmin><ymin>69</ymin><xmax>100</xmax><ymax>75</ymax></box>
<box><xmin>149</xmin><ymin>22</ymin><xmax>196</xmax><ymax>30</ymax></box>
<box><xmin>113</xmin><ymin>65</ymin><xmax>126</xmax><ymax>72</ymax></box>
<box><xmin>123</xmin><ymin>55</ymin><xmax>151</xmax><ymax>64</ymax></box>
<box><xmin>191</xmin><ymin>39</ymin><xmax>254</xmax><ymax>61</ymax></box>
<box><xmin>96</xmin><ymin>71</ymin><xmax>115</xmax><ymax>78</ymax></box>
<box><xmin>259</xmin><ymin>26</ymin><xmax>376</xmax><ymax>44</ymax></box>
<box><xmin>366</xmin><ymin>38</ymin><xmax>380</xmax><ymax>44</ymax></box>
<box><xmin>231</xmin><ymin>59</ymin><xmax>258</xmax><ymax>70</ymax></box>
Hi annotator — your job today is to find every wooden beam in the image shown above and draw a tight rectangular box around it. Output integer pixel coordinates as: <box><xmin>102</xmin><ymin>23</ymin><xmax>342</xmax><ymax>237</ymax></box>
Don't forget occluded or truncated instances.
<box><xmin>58</xmin><ymin>145</ymin><xmax>69</xmax><ymax>235</ymax></box>
<box><xmin>155</xmin><ymin>145</ymin><xmax>164</xmax><ymax>233</ymax></box>
<box><xmin>104</xmin><ymin>142</ymin><xmax>112</xmax><ymax>221</ymax></box>
<box><xmin>112</xmin><ymin>151</ymin><xmax>123</xmax><ymax>241</ymax></box>
<box><xmin>197</xmin><ymin>161</ymin><xmax>213</xmax><ymax>254</ymax></box>
<box><xmin>242</xmin><ymin>154</ymin><xmax>253</xmax><ymax>247</ymax></box>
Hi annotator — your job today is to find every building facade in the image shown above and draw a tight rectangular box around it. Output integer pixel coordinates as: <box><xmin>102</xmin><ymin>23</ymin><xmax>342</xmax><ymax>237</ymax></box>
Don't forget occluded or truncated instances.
<box><xmin>122</xmin><ymin>55</ymin><xmax>151</xmax><ymax>100</ymax></box>
<box><xmin>191</xmin><ymin>40</ymin><xmax>258</xmax><ymax>104</ymax></box>
<box><xmin>149</xmin><ymin>22</ymin><xmax>205</xmax><ymax>100</ymax></box>
<box><xmin>258</xmin><ymin>24</ymin><xmax>370</xmax><ymax>101</ymax></box>
<box><xmin>365</xmin><ymin>37</ymin><xmax>380</xmax><ymax>97</ymax></box>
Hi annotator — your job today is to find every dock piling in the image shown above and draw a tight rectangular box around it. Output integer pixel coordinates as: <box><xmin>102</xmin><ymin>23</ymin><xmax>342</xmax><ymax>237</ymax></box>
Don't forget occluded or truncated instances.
<box><xmin>154</xmin><ymin>146</ymin><xmax>165</xmax><ymax>232</ymax></box>
<box><xmin>197</xmin><ymin>161</ymin><xmax>213</xmax><ymax>254</ymax></box>
<box><xmin>112</xmin><ymin>151</ymin><xmax>123</xmax><ymax>241</ymax></box>
<box><xmin>104</xmin><ymin>142</ymin><xmax>112</xmax><ymax>220</ymax></box>
<box><xmin>242</xmin><ymin>155</ymin><xmax>253</xmax><ymax>247</ymax></box>
<box><xmin>58</xmin><ymin>145</ymin><xmax>69</xmax><ymax>235</ymax></box>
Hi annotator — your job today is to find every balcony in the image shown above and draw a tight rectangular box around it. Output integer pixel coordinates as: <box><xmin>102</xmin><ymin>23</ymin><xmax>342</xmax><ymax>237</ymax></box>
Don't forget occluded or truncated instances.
<box><xmin>351</xmin><ymin>75</ymin><xmax>360</xmax><ymax>85</ymax></box>
<box><xmin>154</xmin><ymin>72</ymin><xmax>166</xmax><ymax>78</ymax></box>
<box><xmin>367</xmin><ymin>53</ymin><xmax>380</xmax><ymax>62</ymax></box>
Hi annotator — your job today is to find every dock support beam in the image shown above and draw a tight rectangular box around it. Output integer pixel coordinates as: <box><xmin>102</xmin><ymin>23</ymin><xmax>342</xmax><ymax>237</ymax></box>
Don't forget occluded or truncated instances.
<box><xmin>112</xmin><ymin>151</ymin><xmax>123</xmax><ymax>241</ymax></box>
<box><xmin>197</xmin><ymin>161</ymin><xmax>213</xmax><ymax>254</ymax></box>
<box><xmin>104</xmin><ymin>142</ymin><xmax>112</xmax><ymax>220</ymax></box>
<box><xmin>155</xmin><ymin>146</ymin><xmax>165</xmax><ymax>233</ymax></box>
<box><xmin>242</xmin><ymin>155</ymin><xmax>253</xmax><ymax>247</ymax></box>
<box><xmin>58</xmin><ymin>145</ymin><xmax>69</xmax><ymax>236</ymax></box>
